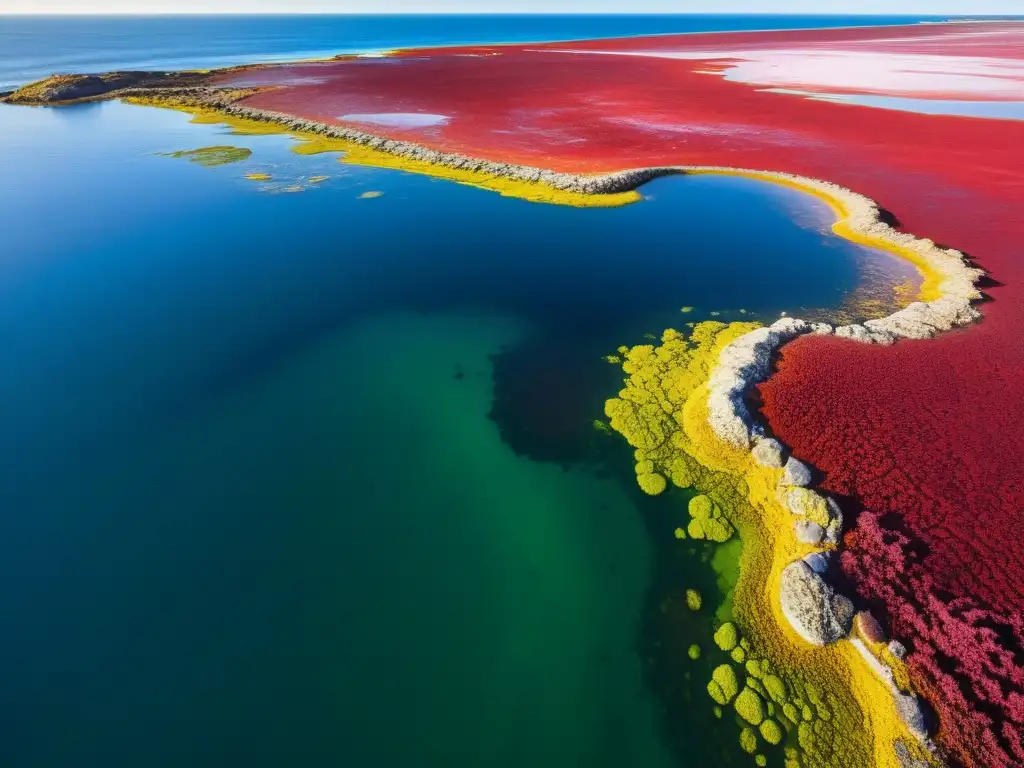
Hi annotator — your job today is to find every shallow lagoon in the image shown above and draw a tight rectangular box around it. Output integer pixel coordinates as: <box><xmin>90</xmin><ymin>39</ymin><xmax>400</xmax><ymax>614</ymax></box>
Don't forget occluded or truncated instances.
<box><xmin>0</xmin><ymin>101</ymin><xmax>917</xmax><ymax>767</ymax></box>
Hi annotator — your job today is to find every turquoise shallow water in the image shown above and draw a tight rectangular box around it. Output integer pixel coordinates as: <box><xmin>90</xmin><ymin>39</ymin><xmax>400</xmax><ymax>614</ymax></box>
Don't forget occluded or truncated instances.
<box><xmin>0</xmin><ymin>100</ymin><xmax>918</xmax><ymax>767</ymax></box>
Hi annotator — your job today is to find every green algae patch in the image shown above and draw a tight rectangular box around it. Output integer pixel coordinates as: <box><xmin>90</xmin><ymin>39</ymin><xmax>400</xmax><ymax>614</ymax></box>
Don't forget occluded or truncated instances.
<box><xmin>164</xmin><ymin>145</ymin><xmax>252</xmax><ymax>167</ymax></box>
<box><xmin>708</xmin><ymin>664</ymin><xmax>739</xmax><ymax>705</ymax></box>
<box><xmin>739</xmin><ymin>727</ymin><xmax>758</xmax><ymax>754</ymax></box>
<box><xmin>638</xmin><ymin>471</ymin><xmax>667</xmax><ymax>496</ymax></box>
<box><xmin>715</xmin><ymin>622</ymin><xmax>739</xmax><ymax>652</ymax></box>
<box><xmin>308</xmin><ymin>175</ymin><xmax>329</xmax><ymax>184</ymax></box>
<box><xmin>244</xmin><ymin>172</ymin><xmax>272</xmax><ymax>181</ymax></box>
<box><xmin>735</xmin><ymin>686</ymin><xmax>767</xmax><ymax>726</ymax></box>
<box><xmin>686</xmin><ymin>588</ymin><xmax>702</xmax><ymax>611</ymax></box>
<box><xmin>760</xmin><ymin>718</ymin><xmax>784</xmax><ymax>745</ymax></box>
<box><xmin>688</xmin><ymin>494</ymin><xmax>735</xmax><ymax>542</ymax></box>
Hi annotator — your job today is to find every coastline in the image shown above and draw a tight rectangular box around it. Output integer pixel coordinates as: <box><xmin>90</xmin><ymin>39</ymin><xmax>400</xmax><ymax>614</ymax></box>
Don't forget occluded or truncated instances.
<box><xmin>1</xmin><ymin>44</ymin><xmax>996</xmax><ymax>767</ymax></box>
<box><xmin>1</xmin><ymin>15</ymin><xmax>978</xmax><ymax>93</ymax></box>
<box><xmin>99</xmin><ymin>87</ymin><xmax>982</xmax><ymax>766</ymax></box>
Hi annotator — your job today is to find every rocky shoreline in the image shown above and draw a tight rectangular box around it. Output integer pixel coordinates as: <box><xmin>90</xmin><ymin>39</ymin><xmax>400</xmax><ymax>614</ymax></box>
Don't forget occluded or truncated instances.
<box><xmin>5</xmin><ymin>72</ymin><xmax>983</xmax><ymax>764</ymax></box>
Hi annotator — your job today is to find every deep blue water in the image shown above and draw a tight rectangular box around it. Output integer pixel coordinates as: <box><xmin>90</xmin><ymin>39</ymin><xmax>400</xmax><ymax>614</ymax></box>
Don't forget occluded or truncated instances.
<box><xmin>0</xmin><ymin>98</ymin><xmax>918</xmax><ymax>768</ymax></box>
<box><xmin>0</xmin><ymin>13</ymin><xmax>961</xmax><ymax>91</ymax></box>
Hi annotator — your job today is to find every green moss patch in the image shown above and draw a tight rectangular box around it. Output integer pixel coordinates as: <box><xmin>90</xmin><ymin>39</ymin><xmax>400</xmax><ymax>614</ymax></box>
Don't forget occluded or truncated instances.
<box><xmin>164</xmin><ymin>146</ymin><xmax>253</xmax><ymax>167</ymax></box>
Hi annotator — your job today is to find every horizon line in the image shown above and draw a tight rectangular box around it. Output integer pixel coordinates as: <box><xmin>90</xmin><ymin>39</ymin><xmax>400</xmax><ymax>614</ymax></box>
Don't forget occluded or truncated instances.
<box><xmin>0</xmin><ymin>11</ymin><xmax>1011</xmax><ymax>17</ymax></box>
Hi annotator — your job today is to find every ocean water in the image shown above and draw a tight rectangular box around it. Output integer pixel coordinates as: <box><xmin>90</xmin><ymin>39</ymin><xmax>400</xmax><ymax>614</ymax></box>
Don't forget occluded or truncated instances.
<box><xmin>0</xmin><ymin>98</ymin><xmax>917</xmax><ymax>768</ymax></box>
<box><xmin>0</xmin><ymin>13</ymin><xmax>958</xmax><ymax>91</ymax></box>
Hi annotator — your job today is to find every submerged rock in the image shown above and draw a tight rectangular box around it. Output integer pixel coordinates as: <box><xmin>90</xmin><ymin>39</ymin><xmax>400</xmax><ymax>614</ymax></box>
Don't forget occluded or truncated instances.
<box><xmin>779</xmin><ymin>561</ymin><xmax>853</xmax><ymax>645</ymax></box>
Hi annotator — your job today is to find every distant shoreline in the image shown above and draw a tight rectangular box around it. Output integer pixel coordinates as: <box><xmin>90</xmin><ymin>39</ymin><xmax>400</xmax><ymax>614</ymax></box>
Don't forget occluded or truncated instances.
<box><xmin>0</xmin><ymin>13</ymin><xmax>988</xmax><ymax>92</ymax></box>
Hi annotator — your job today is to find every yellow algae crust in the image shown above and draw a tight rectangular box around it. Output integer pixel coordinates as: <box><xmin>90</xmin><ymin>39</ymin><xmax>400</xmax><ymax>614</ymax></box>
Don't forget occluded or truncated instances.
<box><xmin>605</xmin><ymin>322</ymin><xmax>937</xmax><ymax>768</ymax></box>
<box><xmin>342</xmin><ymin>150</ymin><xmax>639</xmax><ymax>207</ymax></box>
<box><xmin>122</xmin><ymin>97</ymin><xmax>641</xmax><ymax>208</ymax></box>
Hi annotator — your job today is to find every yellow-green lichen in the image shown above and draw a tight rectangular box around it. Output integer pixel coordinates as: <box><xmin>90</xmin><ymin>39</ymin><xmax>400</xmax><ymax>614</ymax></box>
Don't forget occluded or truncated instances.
<box><xmin>783</xmin><ymin>702</ymin><xmax>800</xmax><ymax>724</ymax></box>
<box><xmin>638</xmin><ymin>472</ymin><xmax>667</xmax><ymax>495</ymax></box>
<box><xmin>687</xmin><ymin>494</ymin><xmax>736</xmax><ymax>542</ymax></box>
<box><xmin>760</xmin><ymin>718</ymin><xmax>784</xmax><ymax>745</ymax></box>
<box><xmin>688</xmin><ymin>644</ymin><xmax>701</xmax><ymax>660</ymax></box>
<box><xmin>708</xmin><ymin>663</ymin><xmax>739</xmax><ymax>705</ymax></box>
<box><xmin>740</xmin><ymin>727</ymin><xmax>759</xmax><ymax>754</ymax></box>
<box><xmin>748</xmin><ymin>676</ymin><xmax>770</xmax><ymax>701</ymax></box>
<box><xmin>686</xmin><ymin>588</ymin><xmax>702</xmax><ymax>611</ymax></box>
<box><xmin>715</xmin><ymin>622</ymin><xmax>739</xmax><ymax>652</ymax></box>
<box><xmin>764</xmin><ymin>674</ymin><xmax>788</xmax><ymax>705</ymax></box>
<box><xmin>736</xmin><ymin>687</ymin><xmax>767</xmax><ymax>726</ymax></box>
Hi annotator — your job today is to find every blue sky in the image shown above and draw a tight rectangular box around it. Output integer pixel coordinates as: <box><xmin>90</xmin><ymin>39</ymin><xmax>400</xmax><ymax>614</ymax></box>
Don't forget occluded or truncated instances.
<box><xmin>1</xmin><ymin>1</ymin><xmax>1020</xmax><ymax>13</ymax></box>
